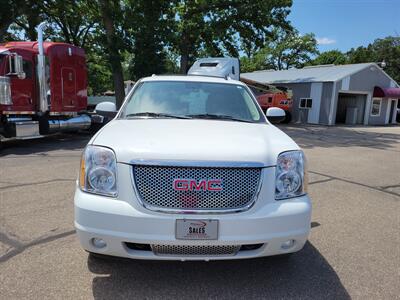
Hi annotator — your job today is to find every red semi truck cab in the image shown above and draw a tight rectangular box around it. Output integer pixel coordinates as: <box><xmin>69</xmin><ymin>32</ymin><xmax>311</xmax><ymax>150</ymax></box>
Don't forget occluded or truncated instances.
<box><xmin>0</xmin><ymin>27</ymin><xmax>106</xmax><ymax>145</ymax></box>
<box><xmin>0</xmin><ymin>41</ymin><xmax>87</xmax><ymax>114</ymax></box>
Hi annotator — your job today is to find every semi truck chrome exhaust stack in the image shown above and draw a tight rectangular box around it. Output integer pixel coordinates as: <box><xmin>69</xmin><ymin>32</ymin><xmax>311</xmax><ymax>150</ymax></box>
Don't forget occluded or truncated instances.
<box><xmin>36</xmin><ymin>21</ymin><xmax>48</xmax><ymax>114</ymax></box>
<box><xmin>48</xmin><ymin>115</ymin><xmax>91</xmax><ymax>133</ymax></box>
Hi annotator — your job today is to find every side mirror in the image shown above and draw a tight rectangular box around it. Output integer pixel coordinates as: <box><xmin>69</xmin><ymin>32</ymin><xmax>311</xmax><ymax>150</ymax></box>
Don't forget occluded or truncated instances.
<box><xmin>95</xmin><ymin>101</ymin><xmax>118</xmax><ymax>118</ymax></box>
<box><xmin>7</xmin><ymin>54</ymin><xmax>25</xmax><ymax>79</ymax></box>
<box><xmin>266</xmin><ymin>107</ymin><xmax>286</xmax><ymax>124</ymax></box>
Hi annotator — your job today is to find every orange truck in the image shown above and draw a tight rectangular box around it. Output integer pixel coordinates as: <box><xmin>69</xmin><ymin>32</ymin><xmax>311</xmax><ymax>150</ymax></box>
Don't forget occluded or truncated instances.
<box><xmin>241</xmin><ymin>78</ymin><xmax>293</xmax><ymax>123</ymax></box>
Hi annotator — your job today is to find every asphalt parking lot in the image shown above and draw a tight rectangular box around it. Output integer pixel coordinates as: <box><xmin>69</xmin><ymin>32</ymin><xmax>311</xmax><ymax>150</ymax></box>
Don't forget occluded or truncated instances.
<box><xmin>0</xmin><ymin>125</ymin><xmax>399</xmax><ymax>299</ymax></box>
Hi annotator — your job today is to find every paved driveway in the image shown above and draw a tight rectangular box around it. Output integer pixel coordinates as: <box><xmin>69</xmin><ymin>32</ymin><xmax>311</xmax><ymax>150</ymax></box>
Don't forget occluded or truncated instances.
<box><xmin>0</xmin><ymin>125</ymin><xmax>399</xmax><ymax>299</ymax></box>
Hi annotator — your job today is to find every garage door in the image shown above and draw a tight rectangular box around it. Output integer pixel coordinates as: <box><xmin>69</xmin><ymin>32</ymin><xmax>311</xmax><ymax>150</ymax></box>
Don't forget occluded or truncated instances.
<box><xmin>336</xmin><ymin>93</ymin><xmax>367</xmax><ymax>124</ymax></box>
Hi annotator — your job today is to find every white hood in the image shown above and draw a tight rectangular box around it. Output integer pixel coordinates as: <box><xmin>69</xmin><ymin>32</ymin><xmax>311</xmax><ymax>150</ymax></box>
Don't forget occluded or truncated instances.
<box><xmin>91</xmin><ymin>119</ymin><xmax>299</xmax><ymax>167</ymax></box>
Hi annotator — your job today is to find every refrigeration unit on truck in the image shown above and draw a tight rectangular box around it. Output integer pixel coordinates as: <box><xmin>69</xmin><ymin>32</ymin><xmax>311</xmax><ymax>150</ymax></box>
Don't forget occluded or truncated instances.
<box><xmin>0</xmin><ymin>22</ymin><xmax>111</xmax><ymax>147</ymax></box>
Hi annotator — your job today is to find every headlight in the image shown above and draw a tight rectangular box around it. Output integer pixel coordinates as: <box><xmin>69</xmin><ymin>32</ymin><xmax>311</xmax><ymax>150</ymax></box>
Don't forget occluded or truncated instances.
<box><xmin>275</xmin><ymin>150</ymin><xmax>307</xmax><ymax>200</ymax></box>
<box><xmin>79</xmin><ymin>145</ymin><xmax>117</xmax><ymax>197</ymax></box>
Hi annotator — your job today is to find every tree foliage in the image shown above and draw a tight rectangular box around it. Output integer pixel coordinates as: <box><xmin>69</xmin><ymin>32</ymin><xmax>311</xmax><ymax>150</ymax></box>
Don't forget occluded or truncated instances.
<box><xmin>311</xmin><ymin>50</ymin><xmax>347</xmax><ymax>66</ymax></box>
<box><xmin>168</xmin><ymin>0</ymin><xmax>293</xmax><ymax>73</ymax></box>
<box><xmin>241</xmin><ymin>28</ymin><xmax>318</xmax><ymax>72</ymax></box>
<box><xmin>3</xmin><ymin>1</ymin><xmax>397</xmax><ymax>100</ymax></box>
<box><xmin>2</xmin><ymin>0</ymin><xmax>295</xmax><ymax>95</ymax></box>
<box><xmin>0</xmin><ymin>0</ymin><xmax>25</xmax><ymax>41</ymax></box>
<box><xmin>126</xmin><ymin>0</ymin><xmax>171</xmax><ymax>80</ymax></box>
<box><xmin>347</xmin><ymin>37</ymin><xmax>400</xmax><ymax>83</ymax></box>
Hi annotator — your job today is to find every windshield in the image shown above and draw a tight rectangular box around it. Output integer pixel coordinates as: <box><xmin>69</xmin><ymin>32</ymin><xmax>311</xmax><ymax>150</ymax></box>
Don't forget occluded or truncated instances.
<box><xmin>119</xmin><ymin>81</ymin><xmax>264</xmax><ymax>123</ymax></box>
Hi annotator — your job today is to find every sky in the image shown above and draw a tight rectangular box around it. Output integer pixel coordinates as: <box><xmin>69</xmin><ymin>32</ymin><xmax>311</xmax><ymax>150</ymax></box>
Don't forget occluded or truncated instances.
<box><xmin>289</xmin><ymin>0</ymin><xmax>400</xmax><ymax>53</ymax></box>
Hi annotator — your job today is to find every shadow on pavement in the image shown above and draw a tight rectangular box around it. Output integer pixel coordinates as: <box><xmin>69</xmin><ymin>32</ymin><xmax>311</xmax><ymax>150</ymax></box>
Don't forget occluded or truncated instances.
<box><xmin>0</xmin><ymin>133</ymin><xmax>92</xmax><ymax>157</ymax></box>
<box><xmin>278</xmin><ymin>124</ymin><xmax>400</xmax><ymax>150</ymax></box>
<box><xmin>88</xmin><ymin>242</ymin><xmax>350</xmax><ymax>299</ymax></box>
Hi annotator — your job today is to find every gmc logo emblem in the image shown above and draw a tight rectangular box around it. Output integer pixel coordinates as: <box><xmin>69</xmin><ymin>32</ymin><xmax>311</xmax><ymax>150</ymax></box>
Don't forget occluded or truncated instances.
<box><xmin>173</xmin><ymin>179</ymin><xmax>223</xmax><ymax>191</ymax></box>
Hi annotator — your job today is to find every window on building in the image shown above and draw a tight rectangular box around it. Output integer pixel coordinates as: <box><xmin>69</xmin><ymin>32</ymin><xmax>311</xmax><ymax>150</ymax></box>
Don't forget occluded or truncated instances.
<box><xmin>268</xmin><ymin>97</ymin><xmax>273</xmax><ymax>103</ymax></box>
<box><xmin>371</xmin><ymin>98</ymin><xmax>382</xmax><ymax>116</ymax></box>
<box><xmin>299</xmin><ymin>98</ymin><xmax>312</xmax><ymax>109</ymax></box>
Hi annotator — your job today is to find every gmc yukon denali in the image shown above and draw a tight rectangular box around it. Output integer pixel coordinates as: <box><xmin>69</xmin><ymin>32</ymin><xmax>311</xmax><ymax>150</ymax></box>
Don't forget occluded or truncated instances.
<box><xmin>74</xmin><ymin>64</ymin><xmax>312</xmax><ymax>261</ymax></box>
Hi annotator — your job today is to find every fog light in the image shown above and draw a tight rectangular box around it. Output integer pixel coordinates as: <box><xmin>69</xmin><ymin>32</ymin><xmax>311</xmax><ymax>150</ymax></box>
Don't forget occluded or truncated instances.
<box><xmin>92</xmin><ymin>237</ymin><xmax>107</xmax><ymax>249</ymax></box>
<box><xmin>281</xmin><ymin>239</ymin><xmax>295</xmax><ymax>250</ymax></box>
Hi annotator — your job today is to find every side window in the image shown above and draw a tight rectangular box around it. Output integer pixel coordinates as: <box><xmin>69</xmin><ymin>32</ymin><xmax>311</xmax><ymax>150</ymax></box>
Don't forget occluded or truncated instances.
<box><xmin>371</xmin><ymin>98</ymin><xmax>381</xmax><ymax>116</ymax></box>
<box><xmin>299</xmin><ymin>98</ymin><xmax>312</xmax><ymax>109</ymax></box>
<box><xmin>23</xmin><ymin>60</ymin><xmax>33</xmax><ymax>79</ymax></box>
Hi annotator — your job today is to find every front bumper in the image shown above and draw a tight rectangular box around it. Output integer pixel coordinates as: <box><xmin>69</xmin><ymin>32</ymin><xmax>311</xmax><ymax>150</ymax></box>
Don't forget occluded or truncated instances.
<box><xmin>74</xmin><ymin>187</ymin><xmax>312</xmax><ymax>261</ymax></box>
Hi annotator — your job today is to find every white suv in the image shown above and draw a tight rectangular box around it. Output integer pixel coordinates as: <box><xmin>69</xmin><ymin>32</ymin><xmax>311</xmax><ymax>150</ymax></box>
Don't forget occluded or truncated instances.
<box><xmin>74</xmin><ymin>75</ymin><xmax>311</xmax><ymax>261</ymax></box>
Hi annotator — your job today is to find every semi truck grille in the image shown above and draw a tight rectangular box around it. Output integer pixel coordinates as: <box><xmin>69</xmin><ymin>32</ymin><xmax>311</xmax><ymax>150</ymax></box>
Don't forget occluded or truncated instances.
<box><xmin>132</xmin><ymin>165</ymin><xmax>262</xmax><ymax>212</ymax></box>
<box><xmin>151</xmin><ymin>245</ymin><xmax>240</xmax><ymax>256</ymax></box>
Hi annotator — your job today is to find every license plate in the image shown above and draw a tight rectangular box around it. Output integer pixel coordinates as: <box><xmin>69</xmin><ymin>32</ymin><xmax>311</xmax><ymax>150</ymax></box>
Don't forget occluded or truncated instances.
<box><xmin>175</xmin><ymin>219</ymin><xmax>218</xmax><ymax>240</ymax></box>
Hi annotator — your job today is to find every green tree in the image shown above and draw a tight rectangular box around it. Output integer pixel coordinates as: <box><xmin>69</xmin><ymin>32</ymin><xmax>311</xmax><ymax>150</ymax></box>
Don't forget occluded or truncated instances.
<box><xmin>241</xmin><ymin>28</ymin><xmax>318</xmax><ymax>71</ymax></box>
<box><xmin>311</xmin><ymin>50</ymin><xmax>347</xmax><ymax>66</ymax></box>
<box><xmin>268</xmin><ymin>29</ymin><xmax>318</xmax><ymax>70</ymax></box>
<box><xmin>38</xmin><ymin>0</ymin><xmax>96</xmax><ymax>48</ymax></box>
<box><xmin>0</xmin><ymin>0</ymin><xmax>25</xmax><ymax>41</ymax></box>
<box><xmin>2</xmin><ymin>0</ymin><xmax>300</xmax><ymax>97</ymax></box>
<box><xmin>126</xmin><ymin>0</ymin><xmax>171</xmax><ymax>80</ymax></box>
<box><xmin>86</xmin><ymin>48</ymin><xmax>113</xmax><ymax>95</ymax></box>
<box><xmin>240</xmin><ymin>48</ymin><xmax>273</xmax><ymax>72</ymax></box>
<box><xmin>346</xmin><ymin>46</ymin><xmax>374</xmax><ymax>64</ymax></box>
<box><xmin>168</xmin><ymin>0</ymin><xmax>292</xmax><ymax>73</ymax></box>
<box><xmin>347</xmin><ymin>36</ymin><xmax>400</xmax><ymax>83</ymax></box>
<box><xmin>13</xmin><ymin>0</ymin><xmax>42</xmax><ymax>41</ymax></box>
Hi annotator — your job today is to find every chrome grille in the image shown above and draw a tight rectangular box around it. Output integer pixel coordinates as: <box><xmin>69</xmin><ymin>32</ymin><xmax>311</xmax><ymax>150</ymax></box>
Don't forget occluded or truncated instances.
<box><xmin>152</xmin><ymin>244</ymin><xmax>240</xmax><ymax>256</ymax></box>
<box><xmin>133</xmin><ymin>165</ymin><xmax>262</xmax><ymax>211</ymax></box>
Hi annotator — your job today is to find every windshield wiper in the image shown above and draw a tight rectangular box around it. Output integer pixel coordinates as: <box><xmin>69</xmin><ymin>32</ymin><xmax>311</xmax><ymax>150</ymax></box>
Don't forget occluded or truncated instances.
<box><xmin>125</xmin><ymin>112</ymin><xmax>190</xmax><ymax>119</ymax></box>
<box><xmin>187</xmin><ymin>114</ymin><xmax>252</xmax><ymax>123</ymax></box>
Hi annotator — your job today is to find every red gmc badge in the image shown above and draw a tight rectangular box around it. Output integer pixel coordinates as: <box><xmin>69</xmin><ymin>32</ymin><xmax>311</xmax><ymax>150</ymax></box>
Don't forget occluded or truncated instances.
<box><xmin>173</xmin><ymin>179</ymin><xmax>223</xmax><ymax>191</ymax></box>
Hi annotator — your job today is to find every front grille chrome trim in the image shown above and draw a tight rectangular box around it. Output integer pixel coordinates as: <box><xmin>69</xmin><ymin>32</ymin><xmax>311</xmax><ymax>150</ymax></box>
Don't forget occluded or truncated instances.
<box><xmin>129</xmin><ymin>159</ymin><xmax>268</xmax><ymax>168</ymax></box>
<box><xmin>131</xmin><ymin>165</ymin><xmax>264</xmax><ymax>214</ymax></box>
<box><xmin>151</xmin><ymin>244</ymin><xmax>241</xmax><ymax>256</ymax></box>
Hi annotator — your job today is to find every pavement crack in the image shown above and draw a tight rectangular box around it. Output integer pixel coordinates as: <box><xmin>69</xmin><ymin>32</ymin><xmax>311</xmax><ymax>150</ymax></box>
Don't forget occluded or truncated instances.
<box><xmin>0</xmin><ymin>229</ymin><xmax>76</xmax><ymax>263</ymax></box>
<box><xmin>309</xmin><ymin>178</ymin><xmax>334</xmax><ymax>185</ymax></box>
<box><xmin>0</xmin><ymin>232</ymin><xmax>24</xmax><ymax>248</ymax></box>
<box><xmin>0</xmin><ymin>178</ymin><xmax>75</xmax><ymax>190</ymax></box>
<box><xmin>379</xmin><ymin>184</ymin><xmax>400</xmax><ymax>190</ymax></box>
<box><xmin>309</xmin><ymin>171</ymin><xmax>400</xmax><ymax>198</ymax></box>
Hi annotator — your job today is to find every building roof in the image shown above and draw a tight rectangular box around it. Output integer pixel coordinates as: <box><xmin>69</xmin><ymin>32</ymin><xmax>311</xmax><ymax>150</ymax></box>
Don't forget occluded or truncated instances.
<box><xmin>241</xmin><ymin>63</ymin><xmax>385</xmax><ymax>84</ymax></box>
